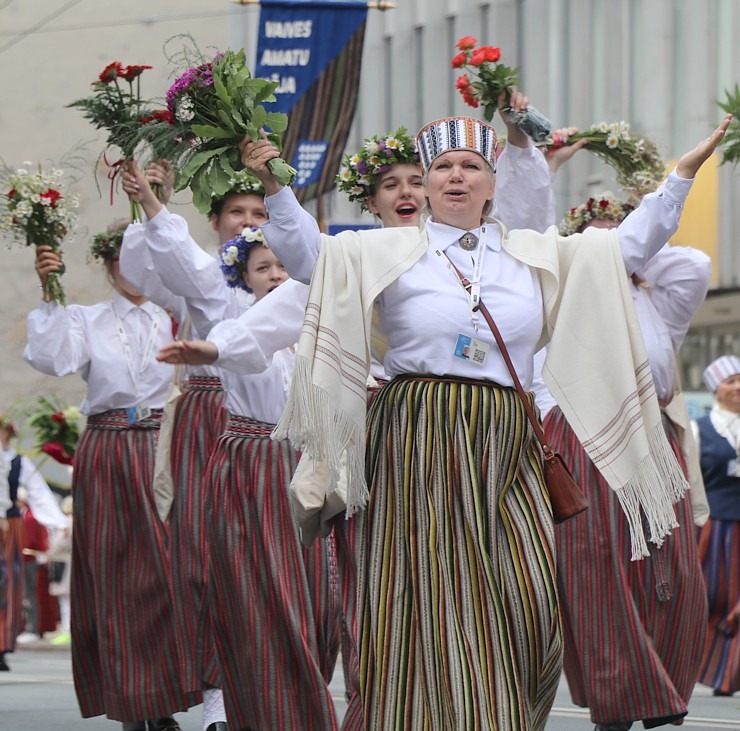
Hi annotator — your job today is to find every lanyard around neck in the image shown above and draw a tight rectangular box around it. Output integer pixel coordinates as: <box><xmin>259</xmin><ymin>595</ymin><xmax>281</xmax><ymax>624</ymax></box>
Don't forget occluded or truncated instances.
<box><xmin>110</xmin><ymin>301</ymin><xmax>161</xmax><ymax>398</ymax></box>
<box><xmin>430</xmin><ymin>224</ymin><xmax>488</xmax><ymax>331</ymax></box>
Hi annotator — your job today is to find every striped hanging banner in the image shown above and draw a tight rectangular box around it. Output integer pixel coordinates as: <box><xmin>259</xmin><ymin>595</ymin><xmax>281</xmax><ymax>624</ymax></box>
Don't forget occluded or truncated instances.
<box><xmin>255</xmin><ymin>0</ymin><xmax>368</xmax><ymax>203</ymax></box>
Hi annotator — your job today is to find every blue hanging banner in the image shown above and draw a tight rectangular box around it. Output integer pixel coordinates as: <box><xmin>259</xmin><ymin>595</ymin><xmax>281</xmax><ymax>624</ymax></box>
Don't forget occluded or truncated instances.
<box><xmin>255</xmin><ymin>0</ymin><xmax>368</xmax><ymax>199</ymax></box>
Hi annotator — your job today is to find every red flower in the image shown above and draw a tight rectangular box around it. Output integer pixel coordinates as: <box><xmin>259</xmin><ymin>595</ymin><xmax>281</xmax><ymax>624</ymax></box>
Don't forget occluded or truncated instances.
<box><xmin>484</xmin><ymin>46</ymin><xmax>501</xmax><ymax>63</ymax></box>
<box><xmin>41</xmin><ymin>441</ymin><xmax>73</xmax><ymax>466</ymax></box>
<box><xmin>98</xmin><ymin>62</ymin><xmax>124</xmax><ymax>83</ymax></box>
<box><xmin>451</xmin><ymin>52</ymin><xmax>467</xmax><ymax>69</ymax></box>
<box><xmin>462</xmin><ymin>91</ymin><xmax>479</xmax><ymax>109</ymax></box>
<box><xmin>456</xmin><ymin>36</ymin><xmax>477</xmax><ymax>51</ymax></box>
<box><xmin>51</xmin><ymin>412</ymin><xmax>66</xmax><ymax>425</ymax></box>
<box><xmin>40</xmin><ymin>189</ymin><xmax>62</xmax><ymax>208</ymax></box>
<box><xmin>139</xmin><ymin>109</ymin><xmax>173</xmax><ymax>125</ymax></box>
<box><xmin>455</xmin><ymin>74</ymin><xmax>472</xmax><ymax>91</ymax></box>
<box><xmin>7</xmin><ymin>188</ymin><xmax>16</xmax><ymax>199</ymax></box>
<box><xmin>469</xmin><ymin>48</ymin><xmax>490</xmax><ymax>67</ymax></box>
<box><xmin>599</xmin><ymin>199</ymin><xmax>609</xmax><ymax>209</ymax></box>
<box><xmin>121</xmin><ymin>64</ymin><xmax>153</xmax><ymax>81</ymax></box>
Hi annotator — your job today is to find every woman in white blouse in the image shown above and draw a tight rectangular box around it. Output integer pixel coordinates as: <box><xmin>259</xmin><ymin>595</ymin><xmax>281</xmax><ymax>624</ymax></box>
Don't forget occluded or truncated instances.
<box><xmin>544</xmin><ymin>193</ymin><xmax>711</xmax><ymax>731</ymax></box>
<box><xmin>240</xmin><ymin>113</ymin><xmax>729</xmax><ymax>730</ymax></box>
<box><xmin>120</xmin><ymin>167</ymin><xmax>339</xmax><ymax>731</ymax></box>
<box><xmin>25</xmin><ymin>233</ymin><xmax>192</xmax><ymax>731</ymax></box>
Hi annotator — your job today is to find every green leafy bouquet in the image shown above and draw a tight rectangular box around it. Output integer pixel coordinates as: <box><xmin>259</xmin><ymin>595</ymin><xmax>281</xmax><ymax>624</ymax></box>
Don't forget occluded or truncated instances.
<box><xmin>140</xmin><ymin>47</ymin><xmax>296</xmax><ymax>215</ymax></box>
<box><xmin>717</xmin><ymin>84</ymin><xmax>740</xmax><ymax>166</ymax></box>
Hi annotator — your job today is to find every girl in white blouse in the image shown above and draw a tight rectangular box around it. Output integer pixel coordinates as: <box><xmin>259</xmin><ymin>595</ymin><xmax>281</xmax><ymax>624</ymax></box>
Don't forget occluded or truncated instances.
<box><xmin>25</xmin><ymin>232</ymin><xmax>191</xmax><ymax>731</ymax></box>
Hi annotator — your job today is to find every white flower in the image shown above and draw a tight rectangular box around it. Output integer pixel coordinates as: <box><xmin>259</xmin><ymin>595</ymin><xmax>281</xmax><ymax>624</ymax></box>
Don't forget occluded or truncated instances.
<box><xmin>31</xmin><ymin>194</ymin><xmax>41</xmax><ymax>203</ymax></box>
<box><xmin>350</xmin><ymin>154</ymin><xmax>362</xmax><ymax>167</ymax></box>
<box><xmin>222</xmin><ymin>245</ymin><xmax>239</xmax><ymax>266</ymax></box>
<box><xmin>597</xmin><ymin>122</ymin><xmax>609</xmax><ymax>134</ymax></box>
<box><xmin>606</xmin><ymin>134</ymin><xmax>619</xmax><ymax>149</ymax></box>
<box><xmin>175</xmin><ymin>97</ymin><xmax>195</xmax><ymax>123</ymax></box>
<box><xmin>364</xmin><ymin>141</ymin><xmax>379</xmax><ymax>155</ymax></box>
<box><xmin>241</xmin><ymin>227</ymin><xmax>264</xmax><ymax>243</ymax></box>
<box><xmin>63</xmin><ymin>406</ymin><xmax>81</xmax><ymax>423</ymax></box>
<box><xmin>339</xmin><ymin>168</ymin><xmax>352</xmax><ymax>182</ymax></box>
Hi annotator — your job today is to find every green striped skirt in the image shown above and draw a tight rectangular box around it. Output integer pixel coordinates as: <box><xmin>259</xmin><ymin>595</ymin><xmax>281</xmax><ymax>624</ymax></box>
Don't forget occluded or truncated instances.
<box><xmin>358</xmin><ymin>375</ymin><xmax>562</xmax><ymax>730</ymax></box>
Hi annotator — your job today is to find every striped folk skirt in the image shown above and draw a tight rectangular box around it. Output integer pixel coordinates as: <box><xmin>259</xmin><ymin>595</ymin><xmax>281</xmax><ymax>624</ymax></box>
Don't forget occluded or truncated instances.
<box><xmin>545</xmin><ymin>406</ymin><xmax>707</xmax><ymax>725</ymax></box>
<box><xmin>359</xmin><ymin>376</ymin><xmax>562</xmax><ymax>731</ymax></box>
<box><xmin>0</xmin><ymin>518</ymin><xmax>24</xmax><ymax>653</ymax></box>
<box><xmin>167</xmin><ymin>377</ymin><xmax>227</xmax><ymax>694</ymax></box>
<box><xmin>206</xmin><ymin>414</ymin><xmax>340</xmax><ymax>731</ymax></box>
<box><xmin>697</xmin><ymin>518</ymin><xmax>740</xmax><ymax>694</ymax></box>
<box><xmin>71</xmin><ymin>409</ymin><xmax>196</xmax><ymax>721</ymax></box>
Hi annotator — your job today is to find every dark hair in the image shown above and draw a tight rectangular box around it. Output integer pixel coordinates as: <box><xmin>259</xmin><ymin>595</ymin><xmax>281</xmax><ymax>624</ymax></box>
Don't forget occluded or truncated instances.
<box><xmin>209</xmin><ymin>190</ymin><xmax>265</xmax><ymax>219</ymax></box>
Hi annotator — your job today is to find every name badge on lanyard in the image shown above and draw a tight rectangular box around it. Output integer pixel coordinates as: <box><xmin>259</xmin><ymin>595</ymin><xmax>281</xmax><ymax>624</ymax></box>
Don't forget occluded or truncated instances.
<box><xmin>454</xmin><ymin>334</ymin><xmax>490</xmax><ymax>365</ymax></box>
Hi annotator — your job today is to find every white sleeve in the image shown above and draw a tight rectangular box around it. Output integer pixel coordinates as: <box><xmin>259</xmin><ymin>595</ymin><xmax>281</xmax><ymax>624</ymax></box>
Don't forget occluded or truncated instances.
<box><xmin>127</xmin><ymin>207</ymin><xmax>238</xmax><ymax>334</ymax></box>
<box><xmin>0</xmin><ymin>452</ymin><xmax>11</xmax><ymax>515</ymax></box>
<box><xmin>492</xmin><ymin>144</ymin><xmax>553</xmax><ymax>234</ymax></box>
<box><xmin>637</xmin><ymin>245</ymin><xmax>711</xmax><ymax>351</ymax></box>
<box><xmin>24</xmin><ymin>302</ymin><xmax>90</xmax><ymax>377</ymax></box>
<box><xmin>119</xmin><ymin>224</ymin><xmax>188</xmax><ymax>326</ymax></box>
<box><xmin>531</xmin><ymin>347</ymin><xmax>558</xmax><ymax>418</ymax></box>
<box><xmin>262</xmin><ymin>187</ymin><xmax>323</xmax><ymax>284</ymax></box>
<box><xmin>208</xmin><ymin>279</ymin><xmax>309</xmax><ymax>375</ymax></box>
<box><xmin>616</xmin><ymin>171</ymin><xmax>694</xmax><ymax>275</ymax></box>
<box><xmin>20</xmin><ymin>456</ymin><xmax>67</xmax><ymax>531</ymax></box>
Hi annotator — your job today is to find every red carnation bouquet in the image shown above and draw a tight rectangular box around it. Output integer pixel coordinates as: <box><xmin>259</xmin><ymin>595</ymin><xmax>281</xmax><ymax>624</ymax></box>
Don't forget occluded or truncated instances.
<box><xmin>452</xmin><ymin>37</ymin><xmax>551</xmax><ymax>142</ymax></box>
<box><xmin>68</xmin><ymin>62</ymin><xmax>161</xmax><ymax>220</ymax></box>
<box><xmin>27</xmin><ymin>396</ymin><xmax>82</xmax><ymax>466</ymax></box>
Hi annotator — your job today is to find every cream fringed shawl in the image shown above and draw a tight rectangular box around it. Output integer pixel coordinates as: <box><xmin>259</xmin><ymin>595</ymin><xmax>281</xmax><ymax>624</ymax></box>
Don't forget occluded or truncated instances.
<box><xmin>273</xmin><ymin>223</ymin><xmax>689</xmax><ymax>560</ymax></box>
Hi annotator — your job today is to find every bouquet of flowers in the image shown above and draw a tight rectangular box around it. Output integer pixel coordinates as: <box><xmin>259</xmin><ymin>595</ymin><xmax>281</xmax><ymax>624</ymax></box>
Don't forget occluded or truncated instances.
<box><xmin>27</xmin><ymin>396</ymin><xmax>82</xmax><ymax>466</ymax></box>
<box><xmin>68</xmin><ymin>62</ymin><xmax>158</xmax><ymax>220</ymax></box>
<box><xmin>0</xmin><ymin>162</ymin><xmax>79</xmax><ymax>305</ymax></box>
<box><xmin>452</xmin><ymin>37</ymin><xmax>552</xmax><ymax>142</ymax></box>
<box><xmin>717</xmin><ymin>84</ymin><xmax>740</xmax><ymax>166</ymax></box>
<box><xmin>336</xmin><ymin>127</ymin><xmax>419</xmax><ymax>212</ymax></box>
<box><xmin>219</xmin><ymin>227</ymin><xmax>266</xmax><ymax>291</ymax></box>
<box><xmin>546</xmin><ymin>122</ymin><xmax>666</xmax><ymax>198</ymax></box>
<box><xmin>559</xmin><ymin>191</ymin><xmax>636</xmax><ymax>236</ymax></box>
<box><xmin>139</xmin><ymin>47</ymin><xmax>296</xmax><ymax>215</ymax></box>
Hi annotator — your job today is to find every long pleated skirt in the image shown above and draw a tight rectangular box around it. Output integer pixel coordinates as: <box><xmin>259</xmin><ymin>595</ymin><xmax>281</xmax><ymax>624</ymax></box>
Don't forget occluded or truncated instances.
<box><xmin>0</xmin><ymin>518</ymin><xmax>24</xmax><ymax>653</ymax></box>
<box><xmin>168</xmin><ymin>376</ymin><xmax>227</xmax><ymax>693</ymax></box>
<box><xmin>71</xmin><ymin>409</ymin><xmax>196</xmax><ymax>721</ymax></box>
<box><xmin>359</xmin><ymin>375</ymin><xmax>562</xmax><ymax>731</ymax></box>
<box><xmin>207</xmin><ymin>414</ymin><xmax>340</xmax><ymax>731</ymax></box>
<box><xmin>545</xmin><ymin>406</ymin><xmax>707</xmax><ymax>725</ymax></box>
<box><xmin>697</xmin><ymin>518</ymin><xmax>740</xmax><ymax>694</ymax></box>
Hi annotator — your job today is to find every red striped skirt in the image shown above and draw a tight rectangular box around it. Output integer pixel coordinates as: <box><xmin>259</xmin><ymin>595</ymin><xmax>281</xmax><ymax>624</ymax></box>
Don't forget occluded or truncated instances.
<box><xmin>697</xmin><ymin>518</ymin><xmax>740</xmax><ymax>694</ymax></box>
<box><xmin>167</xmin><ymin>377</ymin><xmax>227</xmax><ymax>693</ymax></box>
<box><xmin>545</xmin><ymin>406</ymin><xmax>707</xmax><ymax>725</ymax></box>
<box><xmin>70</xmin><ymin>409</ymin><xmax>197</xmax><ymax>721</ymax></box>
<box><xmin>0</xmin><ymin>518</ymin><xmax>24</xmax><ymax>652</ymax></box>
<box><xmin>206</xmin><ymin>413</ymin><xmax>339</xmax><ymax>731</ymax></box>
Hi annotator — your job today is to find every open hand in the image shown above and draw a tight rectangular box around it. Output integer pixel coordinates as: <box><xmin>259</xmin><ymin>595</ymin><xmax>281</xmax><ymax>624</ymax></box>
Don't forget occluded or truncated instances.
<box><xmin>156</xmin><ymin>340</ymin><xmax>219</xmax><ymax>366</ymax></box>
<box><xmin>676</xmin><ymin>114</ymin><xmax>733</xmax><ymax>179</ymax></box>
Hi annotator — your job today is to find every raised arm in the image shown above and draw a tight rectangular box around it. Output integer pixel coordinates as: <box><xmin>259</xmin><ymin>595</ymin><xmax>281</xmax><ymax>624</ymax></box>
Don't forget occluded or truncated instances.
<box><xmin>241</xmin><ymin>134</ymin><xmax>322</xmax><ymax>283</ymax></box>
<box><xmin>24</xmin><ymin>247</ymin><xmax>90</xmax><ymax>376</ymax></box>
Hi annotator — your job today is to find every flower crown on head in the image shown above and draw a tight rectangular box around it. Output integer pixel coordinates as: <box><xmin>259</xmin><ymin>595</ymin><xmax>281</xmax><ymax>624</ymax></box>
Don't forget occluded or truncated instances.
<box><xmin>88</xmin><ymin>229</ymin><xmax>124</xmax><ymax>263</ymax></box>
<box><xmin>209</xmin><ymin>168</ymin><xmax>265</xmax><ymax>215</ymax></box>
<box><xmin>559</xmin><ymin>191</ymin><xmax>635</xmax><ymax>236</ymax></box>
<box><xmin>336</xmin><ymin>127</ymin><xmax>420</xmax><ymax>212</ymax></box>
<box><xmin>219</xmin><ymin>227</ymin><xmax>267</xmax><ymax>292</ymax></box>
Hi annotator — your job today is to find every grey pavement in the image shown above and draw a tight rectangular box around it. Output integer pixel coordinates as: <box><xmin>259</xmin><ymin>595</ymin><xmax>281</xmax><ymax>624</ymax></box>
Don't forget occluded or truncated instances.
<box><xmin>1</xmin><ymin>636</ymin><xmax>738</xmax><ymax>730</ymax></box>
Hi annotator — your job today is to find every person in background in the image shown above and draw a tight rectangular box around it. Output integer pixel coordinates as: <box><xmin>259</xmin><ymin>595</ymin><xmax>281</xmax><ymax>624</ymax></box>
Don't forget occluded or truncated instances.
<box><xmin>544</xmin><ymin>191</ymin><xmax>711</xmax><ymax>731</ymax></box>
<box><xmin>692</xmin><ymin>355</ymin><xmax>740</xmax><ymax>698</ymax></box>
<box><xmin>0</xmin><ymin>415</ymin><xmax>66</xmax><ymax>668</ymax></box>
<box><xmin>47</xmin><ymin>494</ymin><xmax>73</xmax><ymax>644</ymax></box>
<box><xmin>24</xmin><ymin>224</ymin><xmax>192</xmax><ymax>731</ymax></box>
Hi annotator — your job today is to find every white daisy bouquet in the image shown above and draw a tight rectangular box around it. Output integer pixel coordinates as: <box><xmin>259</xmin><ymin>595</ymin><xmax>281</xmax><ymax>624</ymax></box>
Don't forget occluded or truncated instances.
<box><xmin>0</xmin><ymin>162</ymin><xmax>79</xmax><ymax>305</ymax></box>
<box><xmin>139</xmin><ymin>46</ymin><xmax>296</xmax><ymax>215</ymax></box>
<box><xmin>545</xmin><ymin>122</ymin><xmax>666</xmax><ymax>197</ymax></box>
